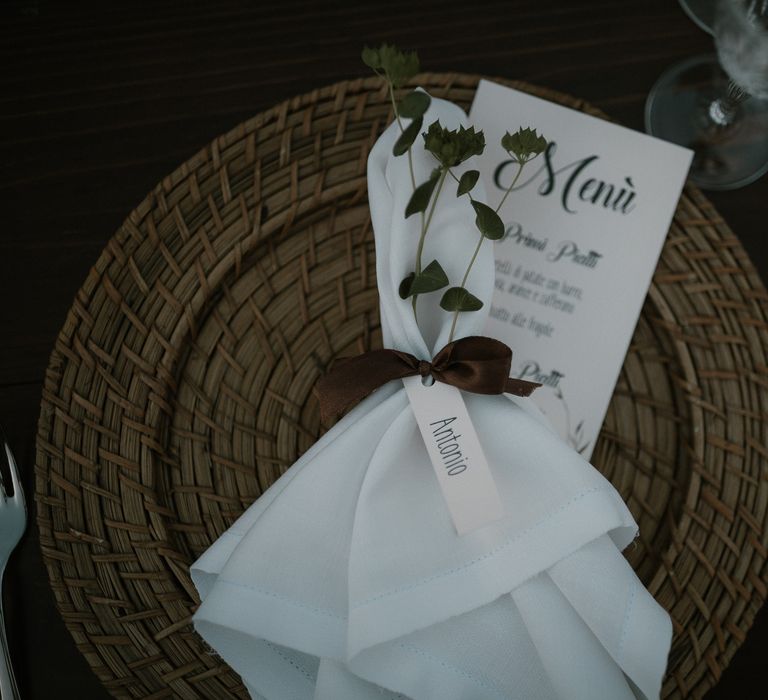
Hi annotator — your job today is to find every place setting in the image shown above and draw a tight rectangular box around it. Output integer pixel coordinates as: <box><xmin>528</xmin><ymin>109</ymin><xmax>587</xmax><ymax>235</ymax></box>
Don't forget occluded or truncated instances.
<box><xmin>4</xmin><ymin>1</ymin><xmax>768</xmax><ymax>698</ymax></box>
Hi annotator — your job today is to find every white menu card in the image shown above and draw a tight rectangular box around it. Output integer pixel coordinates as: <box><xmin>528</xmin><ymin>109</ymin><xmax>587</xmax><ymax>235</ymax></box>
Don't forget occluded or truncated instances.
<box><xmin>470</xmin><ymin>79</ymin><xmax>692</xmax><ymax>458</ymax></box>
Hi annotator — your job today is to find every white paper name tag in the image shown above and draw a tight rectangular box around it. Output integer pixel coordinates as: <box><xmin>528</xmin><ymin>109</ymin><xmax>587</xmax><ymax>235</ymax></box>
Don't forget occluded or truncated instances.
<box><xmin>402</xmin><ymin>375</ymin><xmax>504</xmax><ymax>535</ymax></box>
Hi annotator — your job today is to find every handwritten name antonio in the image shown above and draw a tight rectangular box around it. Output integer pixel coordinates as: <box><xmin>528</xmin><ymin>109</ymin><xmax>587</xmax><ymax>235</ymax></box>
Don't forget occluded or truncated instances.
<box><xmin>494</xmin><ymin>142</ymin><xmax>637</xmax><ymax>215</ymax></box>
<box><xmin>429</xmin><ymin>417</ymin><xmax>467</xmax><ymax>476</ymax></box>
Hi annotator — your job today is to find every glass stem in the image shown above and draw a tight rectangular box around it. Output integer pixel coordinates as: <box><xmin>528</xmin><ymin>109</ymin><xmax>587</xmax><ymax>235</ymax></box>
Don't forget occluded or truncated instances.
<box><xmin>707</xmin><ymin>80</ymin><xmax>749</xmax><ymax>129</ymax></box>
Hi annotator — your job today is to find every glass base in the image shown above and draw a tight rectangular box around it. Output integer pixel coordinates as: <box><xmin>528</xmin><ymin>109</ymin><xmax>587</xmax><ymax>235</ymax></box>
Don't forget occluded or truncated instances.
<box><xmin>645</xmin><ymin>55</ymin><xmax>768</xmax><ymax>190</ymax></box>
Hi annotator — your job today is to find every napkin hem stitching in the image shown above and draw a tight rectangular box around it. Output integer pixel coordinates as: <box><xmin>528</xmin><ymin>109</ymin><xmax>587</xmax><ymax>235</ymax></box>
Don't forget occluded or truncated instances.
<box><xmin>353</xmin><ymin>485</ymin><xmax>611</xmax><ymax>608</ymax></box>
<box><xmin>397</xmin><ymin>641</ymin><xmax>508</xmax><ymax>699</ymax></box>
<box><xmin>215</xmin><ymin>578</ymin><xmax>344</xmax><ymax>620</ymax></box>
<box><xmin>616</xmin><ymin>575</ymin><xmax>637</xmax><ymax>659</ymax></box>
<box><xmin>263</xmin><ymin>640</ymin><xmax>316</xmax><ymax>682</ymax></box>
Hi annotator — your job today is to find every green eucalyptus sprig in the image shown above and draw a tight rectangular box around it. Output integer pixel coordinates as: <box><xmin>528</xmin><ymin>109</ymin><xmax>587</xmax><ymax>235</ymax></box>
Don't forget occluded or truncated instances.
<box><xmin>363</xmin><ymin>44</ymin><xmax>449</xmax><ymax>314</ymax></box>
<box><xmin>494</xmin><ymin>127</ymin><xmax>548</xmax><ymax>214</ymax></box>
<box><xmin>362</xmin><ymin>44</ymin><xmax>422</xmax><ymax>196</ymax></box>
<box><xmin>445</xmin><ymin>126</ymin><xmax>548</xmax><ymax>342</ymax></box>
<box><xmin>362</xmin><ymin>44</ymin><xmax>419</xmax><ymax>90</ymax></box>
<box><xmin>362</xmin><ymin>44</ymin><xmax>547</xmax><ymax>341</ymax></box>
<box><xmin>423</xmin><ymin>121</ymin><xmax>485</xmax><ymax>168</ymax></box>
<box><xmin>399</xmin><ymin>121</ymin><xmax>487</xmax><ymax>306</ymax></box>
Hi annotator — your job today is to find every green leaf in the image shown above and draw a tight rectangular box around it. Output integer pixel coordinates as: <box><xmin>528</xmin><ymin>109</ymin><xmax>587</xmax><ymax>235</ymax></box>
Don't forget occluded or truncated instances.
<box><xmin>361</xmin><ymin>44</ymin><xmax>419</xmax><ymax>86</ymax></box>
<box><xmin>361</xmin><ymin>46</ymin><xmax>382</xmax><ymax>70</ymax></box>
<box><xmin>393</xmin><ymin>116</ymin><xmax>423</xmax><ymax>157</ymax></box>
<box><xmin>399</xmin><ymin>272</ymin><xmax>415</xmax><ymax>299</ymax></box>
<box><xmin>456</xmin><ymin>169</ymin><xmax>479</xmax><ymax>196</ymax></box>
<box><xmin>399</xmin><ymin>90</ymin><xmax>431</xmax><ymax>119</ymax></box>
<box><xmin>408</xmin><ymin>260</ymin><xmax>449</xmax><ymax>296</ymax></box>
<box><xmin>471</xmin><ymin>200</ymin><xmax>505</xmax><ymax>239</ymax></box>
<box><xmin>379</xmin><ymin>44</ymin><xmax>419</xmax><ymax>87</ymax></box>
<box><xmin>439</xmin><ymin>286</ymin><xmax>484</xmax><ymax>312</ymax></box>
<box><xmin>501</xmin><ymin>127</ymin><xmax>548</xmax><ymax>163</ymax></box>
<box><xmin>405</xmin><ymin>170</ymin><xmax>440</xmax><ymax>217</ymax></box>
<box><xmin>422</xmin><ymin>121</ymin><xmax>486</xmax><ymax>168</ymax></box>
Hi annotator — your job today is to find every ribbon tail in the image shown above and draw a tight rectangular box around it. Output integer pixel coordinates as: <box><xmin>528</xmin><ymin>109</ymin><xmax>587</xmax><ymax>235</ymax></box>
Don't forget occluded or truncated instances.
<box><xmin>315</xmin><ymin>350</ymin><xmax>417</xmax><ymax>423</ymax></box>
<box><xmin>503</xmin><ymin>377</ymin><xmax>542</xmax><ymax>397</ymax></box>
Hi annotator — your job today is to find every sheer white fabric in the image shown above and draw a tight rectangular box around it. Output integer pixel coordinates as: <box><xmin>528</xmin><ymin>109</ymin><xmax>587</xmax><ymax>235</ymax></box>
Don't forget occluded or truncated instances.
<box><xmin>191</xmin><ymin>91</ymin><xmax>671</xmax><ymax>700</ymax></box>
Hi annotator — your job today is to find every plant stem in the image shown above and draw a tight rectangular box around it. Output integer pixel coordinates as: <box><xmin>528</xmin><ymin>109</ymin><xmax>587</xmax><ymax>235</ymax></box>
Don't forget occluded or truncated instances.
<box><xmin>447</xmin><ymin>168</ymin><xmax>461</xmax><ymax>186</ymax></box>
<box><xmin>448</xmin><ymin>230</ymin><xmax>483</xmax><ymax>342</ymax></box>
<box><xmin>417</xmin><ymin>168</ymin><xmax>447</xmax><ymax>269</ymax></box>
<box><xmin>388</xmin><ymin>82</ymin><xmax>418</xmax><ymax>193</ymax></box>
<box><xmin>412</xmin><ymin>168</ymin><xmax>447</xmax><ymax>315</ymax></box>
<box><xmin>495</xmin><ymin>160</ymin><xmax>526</xmax><ymax>214</ymax></box>
<box><xmin>447</xmin><ymin>161</ymin><xmax>527</xmax><ymax>343</ymax></box>
<box><xmin>387</xmin><ymin>80</ymin><xmax>430</xmax><ymax>319</ymax></box>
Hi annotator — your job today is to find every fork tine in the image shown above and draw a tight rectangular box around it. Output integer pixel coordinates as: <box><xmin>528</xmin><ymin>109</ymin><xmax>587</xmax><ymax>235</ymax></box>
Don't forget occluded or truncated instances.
<box><xmin>4</xmin><ymin>442</ymin><xmax>23</xmax><ymax>503</ymax></box>
<box><xmin>0</xmin><ymin>441</ymin><xmax>6</xmax><ymax>498</ymax></box>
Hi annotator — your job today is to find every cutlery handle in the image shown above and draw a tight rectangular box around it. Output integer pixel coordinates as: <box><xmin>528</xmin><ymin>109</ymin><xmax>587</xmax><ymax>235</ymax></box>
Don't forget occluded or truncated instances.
<box><xmin>0</xmin><ymin>584</ymin><xmax>20</xmax><ymax>700</ymax></box>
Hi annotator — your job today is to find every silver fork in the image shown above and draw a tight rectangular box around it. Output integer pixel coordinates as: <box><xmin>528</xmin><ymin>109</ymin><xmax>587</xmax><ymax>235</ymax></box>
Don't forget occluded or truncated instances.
<box><xmin>0</xmin><ymin>430</ymin><xmax>26</xmax><ymax>700</ymax></box>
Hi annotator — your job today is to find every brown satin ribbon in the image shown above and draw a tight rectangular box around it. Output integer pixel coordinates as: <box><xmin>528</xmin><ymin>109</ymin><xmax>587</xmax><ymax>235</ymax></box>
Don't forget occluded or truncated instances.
<box><xmin>315</xmin><ymin>335</ymin><xmax>541</xmax><ymax>423</ymax></box>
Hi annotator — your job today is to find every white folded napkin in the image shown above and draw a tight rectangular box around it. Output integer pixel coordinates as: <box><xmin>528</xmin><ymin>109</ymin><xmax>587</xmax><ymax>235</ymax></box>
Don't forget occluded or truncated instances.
<box><xmin>191</xmin><ymin>91</ymin><xmax>671</xmax><ymax>700</ymax></box>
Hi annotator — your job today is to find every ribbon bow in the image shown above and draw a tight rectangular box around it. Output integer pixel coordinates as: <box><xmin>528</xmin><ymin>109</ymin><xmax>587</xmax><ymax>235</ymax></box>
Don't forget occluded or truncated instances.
<box><xmin>315</xmin><ymin>335</ymin><xmax>541</xmax><ymax>423</ymax></box>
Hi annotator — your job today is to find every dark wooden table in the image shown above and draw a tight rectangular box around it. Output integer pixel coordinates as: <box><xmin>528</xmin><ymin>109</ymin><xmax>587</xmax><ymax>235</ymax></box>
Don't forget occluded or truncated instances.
<box><xmin>2</xmin><ymin>0</ymin><xmax>766</xmax><ymax>697</ymax></box>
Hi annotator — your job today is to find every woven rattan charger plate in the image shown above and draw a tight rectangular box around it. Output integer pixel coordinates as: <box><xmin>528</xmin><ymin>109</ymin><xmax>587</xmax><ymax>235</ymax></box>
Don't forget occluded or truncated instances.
<box><xmin>35</xmin><ymin>73</ymin><xmax>768</xmax><ymax>699</ymax></box>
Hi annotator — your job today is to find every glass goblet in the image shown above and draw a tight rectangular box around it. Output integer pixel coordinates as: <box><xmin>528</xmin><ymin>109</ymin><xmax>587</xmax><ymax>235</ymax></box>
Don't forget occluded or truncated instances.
<box><xmin>646</xmin><ymin>0</ymin><xmax>768</xmax><ymax>190</ymax></box>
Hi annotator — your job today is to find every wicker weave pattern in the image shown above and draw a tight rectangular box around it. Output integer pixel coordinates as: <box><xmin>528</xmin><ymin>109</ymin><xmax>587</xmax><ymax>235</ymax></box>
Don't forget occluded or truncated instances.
<box><xmin>34</xmin><ymin>74</ymin><xmax>768</xmax><ymax>699</ymax></box>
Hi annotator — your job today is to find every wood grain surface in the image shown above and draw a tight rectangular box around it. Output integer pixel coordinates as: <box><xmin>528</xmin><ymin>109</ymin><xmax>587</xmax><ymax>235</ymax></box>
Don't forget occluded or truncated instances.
<box><xmin>1</xmin><ymin>0</ymin><xmax>766</xmax><ymax>697</ymax></box>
